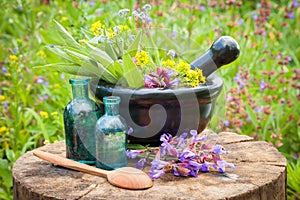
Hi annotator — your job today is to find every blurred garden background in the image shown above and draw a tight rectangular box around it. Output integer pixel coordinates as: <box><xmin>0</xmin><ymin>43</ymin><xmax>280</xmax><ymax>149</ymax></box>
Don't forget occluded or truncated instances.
<box><xmin>0</xmin><ymin>0</ymin><xmax>299</xmax><ymax>199</ymax></box>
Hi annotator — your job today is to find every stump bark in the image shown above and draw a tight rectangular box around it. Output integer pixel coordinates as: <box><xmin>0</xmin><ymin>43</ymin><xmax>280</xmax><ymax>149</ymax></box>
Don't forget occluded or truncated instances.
<box><xmin>13</xmin><ymin>132</ymin><xmax>286</xmax><ymax>200</ymax></box>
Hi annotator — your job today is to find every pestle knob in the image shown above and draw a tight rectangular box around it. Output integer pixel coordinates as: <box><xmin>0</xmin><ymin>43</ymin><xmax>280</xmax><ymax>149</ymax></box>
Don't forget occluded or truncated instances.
<box><xmin>190</xmin><ymin>36</ymin><xmax>240</xmax><ymax>77</ymax></box>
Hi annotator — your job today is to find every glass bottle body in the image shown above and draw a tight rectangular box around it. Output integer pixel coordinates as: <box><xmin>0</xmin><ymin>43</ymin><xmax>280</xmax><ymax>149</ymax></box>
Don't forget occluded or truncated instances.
<box><xmin>64</xmin><ymin>79</ymin><xmax>101</xmax><ymax>164</ymax></box>
<box><xmin>95</xmin><ymin>96</ymin><xmax>128</xmax><ymax>170</ymax></box>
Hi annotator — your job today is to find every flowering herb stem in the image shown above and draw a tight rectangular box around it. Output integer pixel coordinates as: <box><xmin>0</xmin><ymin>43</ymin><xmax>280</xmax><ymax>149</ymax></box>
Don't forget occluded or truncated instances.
<box><xmin>126</xmin><ymin>129</ymin><xmax>235</xmax><ymax>179</ymax></box>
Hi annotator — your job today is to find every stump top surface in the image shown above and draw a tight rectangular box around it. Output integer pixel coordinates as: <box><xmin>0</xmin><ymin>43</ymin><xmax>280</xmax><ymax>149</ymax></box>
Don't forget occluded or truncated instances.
<box><xmin>13</xmin><ymin>132</ymin><xmax>287</xmax><ymax>200</ymax></box>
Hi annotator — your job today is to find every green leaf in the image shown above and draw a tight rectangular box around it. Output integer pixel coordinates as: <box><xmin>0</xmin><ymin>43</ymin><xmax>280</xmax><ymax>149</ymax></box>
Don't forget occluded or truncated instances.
<box><xmin>113</xmin><ymin>60</ymin><xmax>124</xmax><ymax>77</ymax></box>
<box><xmin>0</xmin><ymin>190</ymin><xmax>11</xmax><ymax>200</ymax></box>
<box><xmin>112</xmin><ymin>61</ymin><xmax>128</xmax><ymax>87</ymax></box>
<box><xmin>127</xmin><ymin>144</ymin><xmax>147</xmax><ymax>150</ymax></box>
<box><xmin>0</xmin><ymin>159</ymin><xmax>12</xmax><ymax>189</ymax></box>
<box><xmin>53</xmin><ymin>20</ymin><xmax>81</xmax><ymax>49</ymax></box>
<box><xmin>154</xmin><ymin>30</ymin><xmax>181</xmax><ymax>52</ymax></box>
<box><xmin>245</xmin><ymin>105</ymin><xmax>258</xmax><ymax>127</ymax></box>
<box><xmin>45</xmin><ymin>45</ymin><xmax>75</xmax><ymax>63</ymax></box>
<box><xmin>5</xmin><ymin>149</ymin><xmax>15</xmax><ymax>163</ymax></box>
<box><xmin>85</xmin><ymin>42</ymin><xmax>114</xmax><ymax>67</ymax></box>
<box><xmin>80</xmin><ymin>28</ymin><xmax>94</xmax><ymax>40</ymax></box>
<box><xmin>35</xmin><ymin>63</ymin><xmax>97</xmax><ymax>77</ymax></box>
<box><xmin>25</xmin><ymin>108</ymin><xmax>49</xmax><ymax>141</ymax></box>
<box><xmin>127</xmin><ymin>31</ymin><xmax>142</xmax><ymax>56</ymax></box>
<box><xmin>122</xmin><ymin>53</ymin><xmax>144</xmax><ymax>88</ymax></box>
<box><xmin>105</xmin><ymin>42</ymin><xmax>118</xmax><ymax>60</ymax></box>
<box><xmin>64</xmin><ymin>48</ymin><xmax>118</xmax><ymax>83</ymax></box>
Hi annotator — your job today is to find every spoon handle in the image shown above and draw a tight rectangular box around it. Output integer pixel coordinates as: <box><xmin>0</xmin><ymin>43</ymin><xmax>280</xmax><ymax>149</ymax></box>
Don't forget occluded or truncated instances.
<box><xmin>33</xmin><ymin>150</ymin><xmax>109</xmax><ymax>179</ymax></box>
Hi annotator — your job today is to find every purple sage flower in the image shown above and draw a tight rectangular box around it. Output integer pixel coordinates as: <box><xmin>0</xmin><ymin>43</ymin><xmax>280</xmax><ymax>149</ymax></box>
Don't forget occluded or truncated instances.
<box><xmin>144</xmin><ymin>67</ymin><xmax>179</xmax><ymax>89</ymax></box>
<box><xmin>188</xmin><ymin>160</ymin><xmax>202</xmax><ymax>171</ymax></box>
<box><xmin>252</xmin><ymin>12</ymin><xmax>258</xmax><ymax>21</ymax></box>
<box><xmin>3</xmin><ymin>101</ymin><xmax>9</xmax><ymax>111</ymax></box>
<box><xmin>179</xmin><ymin>150</ymin><xmax>195</xmax><ymax>162</ymax></box>
<box><xmin>174</xmin><ymin>166</ymin><xmax>191</xmax><ymax>177</ymax></box>
<box><xmin>160</xmin><ymin>133</ymin><xmax>172</xmax><ymax>142</ymax></box>
<box><xmin>89</xmin><ymin>0</ymin><xmax>95</xmax><ymax>7</ymax></box>
<box><xmin>146</xmin><ymin>17</ymin><xmax>152</xmax><ymax>23</ymax></box>
<box><xmin>260</xmin><ymin>80</ymin><xmax>266</xmax><ymax>91</ymax></box>
<box><xmin>149</xmin><ymin>169</ymin><xmax>165</xmax><ymax>179</ymax></box>
<box><xmin>233</xmin><ymin>74</ymin><xmax>240</xmax><ymax>82</ymax></box>
<box><xmin>151</xmin><ymin>159</ymin><xmax>168</xmax><ymax>170</ymax></box>
<box><xmin>213</xmin><ymin>145</ymin><xmax>228</xmax><ymax>154</ymax></box>
<box><xmin>126</xmin><ymin>150</ymin><xmax>142</xmax><ymax>159</ymax></box>
<box><xmin>200</xmin><ymin>163</ymin><xmax>209</xmax><ymax>172</ymax></box>
<box><xmin>135</xmin><ymin>158</ymin><xmax>146</xmax><ymax>169</ymax></box>
<box><xmin>13</xmin><ymin>48</ymin><xmax>19</xmax><ymax>54</ymax></box>
<box><xmin>36</xmin><ymin>76</ymin><xmax>44</xmax><ymax>84</ymax></box>
<box><xmin>2</xmin><ymin>67</ymin><xmax>7</xmax><ymax>74</ymax></box>
<box><xmin>255</xmin><ymin>106</ymin><xmax>263</xmax><ymax>113</ymax></box>
<box><xmin>175</xmin><ymin>132</ymin><xmax>188</xmax><ymax>148</ymax></box>
<box><xmin>224</xmin><ymin>121</ymin><xmax>230</xmax><ymax>127</ymax></box>
<box><xmin>237</xmin><ymin>19</ymin><xmax>244</xmax><ymax>26</ymax></box>
<box><xmin>199</xmin><ymin>6</ymin><xmax>206</xmax><ymax>11</ymax></box>
<box><xmin>127</xmin><ymin>127</ymin><xmax>133</xmax><ymax>135</ymax></box>
<box><xmin>216</xmin><ymin>160</ymin><xmax>235</xmax><ymax>173</ymax></box>
<box><xmin>288</xmin><ymin>11</ymin><xmax>295</xmax><ymax>19</ymax></box>
<box><xmin>292</xmin><ymin>0</ymin><xmax>299</xmax><ymax>8</ymax></box>
<box><xmin>190</xmin><ymin>129</ymin><xmax>207</xmax><ymax>142</ymax></box>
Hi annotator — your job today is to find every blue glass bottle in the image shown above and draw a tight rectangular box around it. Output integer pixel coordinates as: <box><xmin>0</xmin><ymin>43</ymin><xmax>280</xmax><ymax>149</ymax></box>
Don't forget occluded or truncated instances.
<box><xmin>64</xmin><ymin>78</ymin><xmax>101</xmax><ymax>164</ymax></box>
<box><xmin>95</xmin><ymin>96</ymin><xmax>128</xmax><ymax>170</ymax></box>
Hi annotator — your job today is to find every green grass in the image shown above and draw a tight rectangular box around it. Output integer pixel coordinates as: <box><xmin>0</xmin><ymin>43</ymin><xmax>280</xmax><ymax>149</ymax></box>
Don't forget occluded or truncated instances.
<box><xmin>0</xmin><ymin>0</ymin><xmax>299</xmax><ymax>199</ymax></box>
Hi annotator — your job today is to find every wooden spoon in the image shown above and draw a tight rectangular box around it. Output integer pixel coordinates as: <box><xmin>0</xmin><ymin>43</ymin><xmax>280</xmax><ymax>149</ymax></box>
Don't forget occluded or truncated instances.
<box><xmin>33</xmin><ymin>150</ymin><xmax>153</xmax><ymax>190</ymax></box>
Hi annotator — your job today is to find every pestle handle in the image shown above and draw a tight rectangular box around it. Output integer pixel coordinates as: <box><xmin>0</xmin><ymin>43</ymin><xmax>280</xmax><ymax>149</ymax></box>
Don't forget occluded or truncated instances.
<box><xmin>190</xmin><ymin>36</ymin><xmax>240</xmax><ymax>77</ymax></box>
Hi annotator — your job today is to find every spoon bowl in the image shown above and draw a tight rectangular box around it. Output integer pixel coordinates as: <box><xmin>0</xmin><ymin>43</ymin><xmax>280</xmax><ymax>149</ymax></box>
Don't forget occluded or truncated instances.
<box><xmin>33</xmin><ymin>150</ymin><xmax>153</xmax><ymax>190</ymax></box>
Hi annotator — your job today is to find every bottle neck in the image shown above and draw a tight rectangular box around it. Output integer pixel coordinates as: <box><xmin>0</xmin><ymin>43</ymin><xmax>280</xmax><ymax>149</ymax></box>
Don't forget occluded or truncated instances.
<box><xmin>103</xmin><ymin>96</ymin><xmax>121</xmax><ymax>116</ymax></box>
<box><xmin>105</xmin><ymin>103</ymin><xmax>119</xmax><ymax>116</ymax></box>
<box><xmin>70</xmin><ymin>79</ymin><xmax>89</xmax><ymax>99</ymax></box>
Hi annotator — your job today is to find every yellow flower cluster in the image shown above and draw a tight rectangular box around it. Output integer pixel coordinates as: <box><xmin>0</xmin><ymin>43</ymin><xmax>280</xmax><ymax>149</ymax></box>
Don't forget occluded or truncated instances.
<box><xmin>61</xmin><ymin>16</ymin><xmax>68</xmax><ymax>22</ymax></box>
<box><xmin>162</xmin><ymin>59</ymin><xmax>175</xmax><ymax>68</ymax></box>
<box><xmin>135</xmin><ymin>51</ymin><xmax>150</xmax><ymax>66</ymax></box>
<box><xmin>0</xmin><ymin>95</ymin><xmax>5</xmax><ymax>101</ymax></box>
<box><xmin>118</xmin><ymin>25</ymin><xmax>129</xmax><ymax>32</ymax></box>
<box><xmin>90</xmin><ymin>20</ymin><xmax>130</xmax><ymax>38</ymax></box>
<box><xmin>0</xmin><ymin>126</ymin><xmax>9</xmax><ymax>137</ymax></box>
<box><xmin>107</xmin><ymin>28</ymin><xmax>117</xmax><ymax>39</ymax></box>
<box><xmin>9</xmin><ymin>55</ymin><xmax>18</xmax><ymax>61</ymax></box>
<box><xmin>185</xmin><ymin>68</ymin><xmax>206</xmax><ymax>87</ymax></box>
<box><xmin>36</xmin><ymin>50</ymin><xmax>46</xmax><ymax>57</ymax></box>
<box><xmin>90</xmin><ymin>21</ymin><xmax>105</xmax><ymax>36</ymax></box>
<box><xmin>4</xmin><ymin>141</ymin><xmax>9</xmax><ymax>149</ymax></box>
<box><xmin>175</xmin><ymin>60</ymin><xmax>190</xmax><ymax>75</ymax></box>
<box><xmin>51</xmin><ymin>112</ymin><xmax>58</xmax><ymax>116</ymax></box>
<box><xmin>0</xmin><ymin>126</ymin><xmax>9</xmax><ymax>133</ymax></box>
<box><xmin>161</xmin><ymin>59</ymin><xmax>206</xmax><ymax>87</ymax></box>
<box><xmin>39</xmin><ymin>111</ymin><xmax>49</xmax><ymax>118</ymax></box>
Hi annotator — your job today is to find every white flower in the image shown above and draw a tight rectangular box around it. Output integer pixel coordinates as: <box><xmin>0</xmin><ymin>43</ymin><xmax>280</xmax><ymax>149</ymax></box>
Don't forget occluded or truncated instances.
<box><xmin>118</xmin><ymin>8</ymin><xmax>130</xmax><ymax>17</ymax></box>
<box><xmin>129</xmin><ymin>35</ymin><xmax>135</xmax><ymax>41</ymax></box>
<box><xmin>143</xmin><ymin>4</ymin><xmax>152</xmax><ymax>10</ymax></box>
<box><xmin>99</xmin><ymin>36</ymin><xmax>107</xmax><ymax>43</ymax></box>
<box><xmin>113</xmin><ymin>26</ymin><xmax>120</xmax><ymax>34</ymax></box>
<box><xmin>132</xmin><ymin>10</ymin><xmax>139</xmax><ymax>17</ymax></box>
<box><xmin>139</xmin><ymin>12</ymin><xmax>146</xmax><ymax>20</ymax></box>
<box><xmin>167</xmin><ymin>49</ymin><xmax>176</xmax><ymax>58</ymax></box>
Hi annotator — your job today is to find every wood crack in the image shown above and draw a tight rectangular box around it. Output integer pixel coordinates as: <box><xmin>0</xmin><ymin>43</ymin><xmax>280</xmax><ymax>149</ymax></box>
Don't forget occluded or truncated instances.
<box><xmin>76</xmin><ymin>184</ymin><xmax>99</xmax><ymax>200</ymax></box>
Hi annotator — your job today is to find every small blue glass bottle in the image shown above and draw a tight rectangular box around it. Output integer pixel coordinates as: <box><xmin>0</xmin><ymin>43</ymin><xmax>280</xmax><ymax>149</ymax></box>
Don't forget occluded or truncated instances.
<box><xmin>95</xmin><ymin>96</ymin><xmax>128</xmax><ymax>170</ymax></box>
<box><xmin>63</xmin><ymin>78</ymin><xmax>101</xmax><ymax>164</ymax></box>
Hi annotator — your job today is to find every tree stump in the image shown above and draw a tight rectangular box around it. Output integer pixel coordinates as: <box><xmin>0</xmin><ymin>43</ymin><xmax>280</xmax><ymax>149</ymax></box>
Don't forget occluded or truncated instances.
<box><xmin>13</xmin><ymin>132</ymin><xmax>286</xmax><ymax>200</ymax></box>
